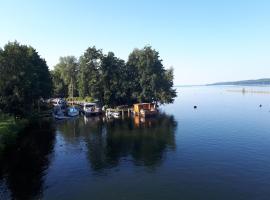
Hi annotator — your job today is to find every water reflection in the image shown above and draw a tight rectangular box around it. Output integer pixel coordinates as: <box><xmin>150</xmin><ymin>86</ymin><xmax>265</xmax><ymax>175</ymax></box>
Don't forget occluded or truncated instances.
<box><xmin>57</xmin><ymin>114</ymin><xmax>177</xmax><ymax>172</ymax></box>
<box><xmin>0</xmin><ymin>121</ymin><xmax>55</xmax><ymax>200</ymax></box>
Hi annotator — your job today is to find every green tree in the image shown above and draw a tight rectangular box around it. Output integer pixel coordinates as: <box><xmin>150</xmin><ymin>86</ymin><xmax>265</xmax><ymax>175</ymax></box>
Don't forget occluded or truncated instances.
<box><xmin>100</xmin><ymin>52</ymin><xmax>127</xmax><ymax>106</ymax></box>
<box><xmin>78</xmin><ymin>46</ymin><xmax>103</xmax><ymax>99</ymax></box>
<box><xmin>126</xmin><ymin>46</ymin><xmax>176</xmax><ymax>104</ymax></box>
<box><xmin>53</xmin><ymin>56</ymin><xmax>78</xmax><ymax>97</ymax></box>
<box><xmin>0</xmin><ymin>41</ymin><xmax>52</xmax><ymax>116</ymax></box>
<box><xmin>50</xmin><ymin>69</ymin><xmax>68</xmax><ymax>97</ymax></box>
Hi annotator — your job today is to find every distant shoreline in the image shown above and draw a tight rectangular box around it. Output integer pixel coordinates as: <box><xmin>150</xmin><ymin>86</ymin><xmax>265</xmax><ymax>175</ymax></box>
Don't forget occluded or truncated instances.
<box><xmin>207</xmin><ymin>78</ymin><xmax>270</xmax><ymax>86</ymax></box>
<box><xmin>174</xmin><ymin>84</ymin><xmax>270</xmax><ymax>87</ymax></box>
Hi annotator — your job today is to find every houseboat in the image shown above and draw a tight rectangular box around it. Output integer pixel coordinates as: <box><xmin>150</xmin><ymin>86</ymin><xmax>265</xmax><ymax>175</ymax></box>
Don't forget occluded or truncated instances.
<box><xmin>133</xmin><ymin>103</ymin><xmax>158</xmax><ymax>117</ymax></box>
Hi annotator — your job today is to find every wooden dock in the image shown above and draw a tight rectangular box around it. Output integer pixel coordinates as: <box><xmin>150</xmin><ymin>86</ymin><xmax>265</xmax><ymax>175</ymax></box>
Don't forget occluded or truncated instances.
<box><xmin>67</xmin><ymin>100</ymin><xmax>133</xmax><ymax>116</ymax></box>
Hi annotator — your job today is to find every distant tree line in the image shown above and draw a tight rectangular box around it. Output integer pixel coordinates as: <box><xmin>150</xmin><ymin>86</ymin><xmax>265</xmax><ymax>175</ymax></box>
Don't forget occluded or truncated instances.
<box><xmin>51</xmin><ymin>46</ymin><xmax>177</xmax><ymax>107</ymax></box>
<box><xmin>0</xmin><ymin>41</ymin><xmax>176</xmax><ymax>117</ymax></box>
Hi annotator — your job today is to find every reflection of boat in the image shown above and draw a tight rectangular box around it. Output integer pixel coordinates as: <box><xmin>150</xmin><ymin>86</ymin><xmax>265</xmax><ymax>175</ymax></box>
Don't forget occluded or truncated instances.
<box><xmin>67</xmin><ymin>106</ymin><xmax>79</xmax><ymax>117</ymax></box>
<box><xmin>133</xmin><ymin>103</ymin><xmax>158</xmax><ymax>117</ymax></box>
<box><xmin>83</xmin><ymin>115</ymin><xmax>101</xmax><ymax>124</ymax></box>
<box><xmin>82</xmin><ymin>103</ymin><xmax>101</xmax><ymax>116</ymax></box>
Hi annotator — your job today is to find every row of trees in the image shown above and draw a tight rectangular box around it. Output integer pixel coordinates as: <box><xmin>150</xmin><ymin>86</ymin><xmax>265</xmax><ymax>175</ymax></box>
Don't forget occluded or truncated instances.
<box><xmin>51</xmin><ymin>46</ymin><xmax>177</xmax><ymax>106</ymax></box>
<box><xmin>0</xmin><ymin>42</ymin><xmax>52</xmax><ymax>117</ymax></box>
<box><xmin>0</xmin><ymin>41</ymin><xmax>176</xmax><ymax>117</ymax></box>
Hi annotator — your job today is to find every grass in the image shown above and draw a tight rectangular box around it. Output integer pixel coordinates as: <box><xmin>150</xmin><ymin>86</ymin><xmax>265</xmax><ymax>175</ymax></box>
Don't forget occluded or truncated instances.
<box><xmin>66</xmin><ymin>96</ymin><xmax>95</xmax><ymax>102</ymax></box>
<box><xmin>0</xmin><ymin>114</ymin><xmax>28</xmax><ymax>155</ymax></box>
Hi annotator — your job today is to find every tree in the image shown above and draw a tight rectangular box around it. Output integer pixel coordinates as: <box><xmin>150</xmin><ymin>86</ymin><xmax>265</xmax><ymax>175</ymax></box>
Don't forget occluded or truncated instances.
<box><xmin>78</xmin><ymin>46</ymin><xmax>103</xmax><ymax>99</ymax></box>
<box><xmin>100</xmin><ymin>52</ymin><xmax>127</xmax><ymax>106</ymax></box>
<box><xmin>126</xmin><ymin>46</ymin><xmax>176</xmax><ymax>104</ymax></box>
<box><xmin>0</xmin><ymin>41</ymin><xmax>52</xmax><ymax>116</ymax></box>
<box><xmin>53</xmin><ymin>56</ymin><xmax>78</xmax><ymax>97</ymax></box>
<box><xmin>50</xmin><ymin>69</ymin><xmax>68</xmax><ymax>98</ymax></box>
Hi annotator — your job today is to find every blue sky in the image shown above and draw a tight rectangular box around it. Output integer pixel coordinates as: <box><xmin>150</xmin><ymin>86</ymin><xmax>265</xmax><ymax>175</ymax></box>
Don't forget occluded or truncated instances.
<box><xmin>1</xmin><ymin>0</ymin><xmax>270</xmax><ymax>85</ymax></box>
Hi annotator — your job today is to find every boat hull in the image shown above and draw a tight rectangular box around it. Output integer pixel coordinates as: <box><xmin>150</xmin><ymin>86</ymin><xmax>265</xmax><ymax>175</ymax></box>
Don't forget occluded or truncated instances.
<box><xmin>53</xmin><ymin>114</ymin><xmax>70</xmax><ymax>120</ymax></box>
<box><xmin>67</xmin><ymin>107</ymin><xmax>79</xmax><ymax>117</ymax></box>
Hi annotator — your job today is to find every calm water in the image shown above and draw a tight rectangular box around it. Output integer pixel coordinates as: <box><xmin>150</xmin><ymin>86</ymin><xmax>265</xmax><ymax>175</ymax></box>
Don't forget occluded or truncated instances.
<box><xmin>1</xmin><ymin>86</ymin><xmax>270</xmax><ymax>200</ymax></box>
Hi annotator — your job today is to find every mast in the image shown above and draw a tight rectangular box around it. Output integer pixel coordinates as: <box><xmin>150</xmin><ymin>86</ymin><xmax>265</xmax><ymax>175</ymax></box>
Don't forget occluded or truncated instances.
<box><xmin>71</xmin><ymin>78</ymin><xmax>74</xmax><ymax>106</ymax></box>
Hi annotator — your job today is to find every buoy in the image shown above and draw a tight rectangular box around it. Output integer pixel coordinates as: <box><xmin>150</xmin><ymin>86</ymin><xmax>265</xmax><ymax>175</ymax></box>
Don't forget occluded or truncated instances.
<box><xmin>259</xmin><ymin>104</ymin><xmax>262</xmax><ymax>107</ymax></box>
<box><xmin>194</xmin><ymin>106</ymin><xmax>197</xmax><ymax>109</ymax></box>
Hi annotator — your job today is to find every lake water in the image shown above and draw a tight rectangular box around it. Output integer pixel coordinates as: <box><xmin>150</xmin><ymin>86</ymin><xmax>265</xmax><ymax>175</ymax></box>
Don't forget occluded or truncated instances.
<box><xmin>1</xmin><ymin>86</ymin><xmax>270</xmax><ymax>200</ymax></box>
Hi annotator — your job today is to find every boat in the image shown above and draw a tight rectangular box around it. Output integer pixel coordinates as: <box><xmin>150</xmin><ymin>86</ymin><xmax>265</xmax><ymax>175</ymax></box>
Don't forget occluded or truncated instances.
<box><xmin>53</xmin><ymin>98</ymin><xmax>67</xmax><ymax>109</ymax></box>
<box><xmin>133</xmin><ymin>103</ymin><xmax>158</xmax><ymax>117</ymax></box>
<box><xmin>82</xmin><ymin>103</ymin><xmax>101</xmax><ymax>116</ymax></box>
<box><xmin>67</xmin><ymin>106</ymin><xmax>79</xmax><ymax>117</ymax></box>
<box><xmin>53</xmin><ymin>114</ymin><xmax>70</xmax><ymax>120</ymax></box>
<box><xmin>53</xmin><ymin>106</ymin><xmax>70</xmax><ymax>120</ymax></box>
<box><xmin>66</xmin><ymin>82</ymin><xmax>80</xmax><ymax>117</ymax></box>
<box><xmin>112</xmin><ymin>112</ymin><xmax>120</xmax><ymax>118</ymax></box>
<box><xmin>105</xmin><ymin>109</ymin><xmax>121</xmax><ymax>118</ymax></box>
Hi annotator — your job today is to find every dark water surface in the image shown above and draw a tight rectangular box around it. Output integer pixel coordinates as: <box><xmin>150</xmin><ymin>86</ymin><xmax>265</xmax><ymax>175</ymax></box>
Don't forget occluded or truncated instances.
<box><xmin>1</xmin><ymin>86</ymin><xmax>270</xmax><ymax>200</ymax></box>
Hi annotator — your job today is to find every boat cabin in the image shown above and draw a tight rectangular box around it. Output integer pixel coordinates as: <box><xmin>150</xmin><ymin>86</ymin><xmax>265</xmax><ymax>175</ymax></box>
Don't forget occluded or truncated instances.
<box><xmin>83</xmin><ymin>103</ymin><xmax>101</xmax><ymax>116</ymax></box>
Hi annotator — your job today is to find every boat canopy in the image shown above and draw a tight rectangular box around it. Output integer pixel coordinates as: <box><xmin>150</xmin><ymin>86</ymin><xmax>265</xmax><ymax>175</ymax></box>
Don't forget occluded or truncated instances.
<box><xmin>84</xmin><ymin>103</ymin><xmax>96</xmax><ymax>107</ymax></box>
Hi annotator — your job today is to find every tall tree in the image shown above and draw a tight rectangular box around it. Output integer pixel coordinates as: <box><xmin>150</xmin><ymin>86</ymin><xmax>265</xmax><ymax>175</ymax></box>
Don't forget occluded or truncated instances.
<box><xmin>50</xmin><ymin>69</ymin><xmax>68</xmax><ymax>98</ymax></box>
<box><xmin>100</xmin><ymin>52</ymin><xmax>127</xmax><ymax>106</ymax></box>
<box><xmin>0</xmin><ymin>41</ymin><xmax>52</xmax><ymax>116</ymax></box>
<box><xmin>126</xmin><ymin>46</ymin><xmax>176</xmax><ymax>104</ymax></box>
<box><xmin>78</xmin><ymin>46</ymin><xmax>103</xmax><ymax>99</ymax></box>
<box><xmin>54</xmin><ymin>56</ymin><xmax>78</xmax><ymax>97</ymax></box>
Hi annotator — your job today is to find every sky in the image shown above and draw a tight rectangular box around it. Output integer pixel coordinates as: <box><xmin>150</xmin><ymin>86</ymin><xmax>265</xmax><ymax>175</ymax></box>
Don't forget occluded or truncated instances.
<box><xmin>1</xmin><ymin>0</ymin><xmax>270</xmax><ymax>85</ymax></box>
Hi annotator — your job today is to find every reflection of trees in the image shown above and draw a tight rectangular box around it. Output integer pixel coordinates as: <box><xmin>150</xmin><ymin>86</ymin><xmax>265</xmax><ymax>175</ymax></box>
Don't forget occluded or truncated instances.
<box><xmin>0</xmin><ymin>121</ymin><xmax>55</xmax><ymax>200</ymax></box>
<box><xmin>55</xmin><ymin>114</ymin><xmax>177</xmax><ymax>171</ymax></box>
<box><xmin>57</xmin><ymin>116</ymin><xmax>104</xmax><ymax>144</ymax></box>
<box><xmin>86</xmin><ymin>114</ymin><xmax>177</xmax><ymax>171</ymax></box>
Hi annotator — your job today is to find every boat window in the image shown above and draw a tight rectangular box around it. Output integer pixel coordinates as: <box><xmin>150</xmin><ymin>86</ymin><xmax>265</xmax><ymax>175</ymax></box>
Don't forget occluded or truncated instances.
<box><xmin>85</xmin><ymin>105</ymin><xmax>94</xmax><ymax>108</ymax></box>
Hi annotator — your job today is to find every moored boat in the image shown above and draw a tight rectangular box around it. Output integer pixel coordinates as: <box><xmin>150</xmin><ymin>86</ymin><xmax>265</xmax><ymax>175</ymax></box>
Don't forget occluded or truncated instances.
<box><xmin>53</xmin><ymin>98</ymin><xmax>67</xmax><ymax>109</ymax></box>
<box><xmin>105</xmin><ymin>109</ymin><xmax>121</xmax><ymax>118</ymax></box>
<box><xmin>82</xmin><ymin>103</ymin><xmax>101</xmax><ymax>116</ymax></box>
<box><xmin>53</xmin><ymin>106</ymin><xmax>70</xmax><ymax>120</ymax></box>
<box><xmin>67</xmin><ymin>106</ymin><xmax>79</xmax><ymax>117</ymax></box>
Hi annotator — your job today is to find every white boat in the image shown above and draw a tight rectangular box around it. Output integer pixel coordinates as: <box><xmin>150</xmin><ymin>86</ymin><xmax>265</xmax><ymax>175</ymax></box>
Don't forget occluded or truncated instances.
<box><xmin>112</xmin><ymin>112</ymin><xmax>120</xmax><ymax>118</ymax></box>
<box><xmin>105</xmin><ymin>109</ymin><xmax>121</xmax><ymax>118</ymax></box>
<box><xmin>83</xmin><ymin>103</ymin><xmax>101</xmax><ymax>116</ymax></box>
<box><xmin>53</xmin><ymin>98</ymin><xmax>67</xmax><ymax>109</ymax></box>
<box><xmin>67</xmin><ymin>82</ymin><xmax>80</xmax><ymax>117</ymax></box>
<box><xmin>67</xmin><ymin>106</ymin><xmax>79</xmax><ymax>117</ymax></box>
